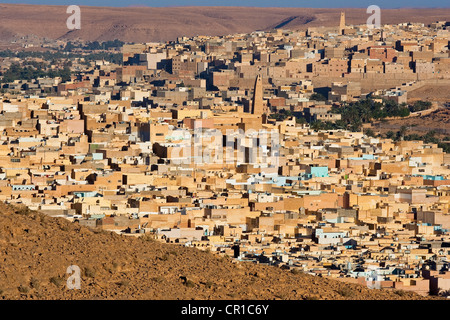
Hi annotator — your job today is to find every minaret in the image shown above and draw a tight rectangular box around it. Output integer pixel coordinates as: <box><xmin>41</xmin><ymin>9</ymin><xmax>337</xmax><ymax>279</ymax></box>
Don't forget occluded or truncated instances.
<box><xmin>339</xmin><ymin>12</ymin><xmax>346</xmax><ymax>34</ymax></box>
<box><xmin>251</xmin><ymin>74</ymin><xmax>263</xmax><ymax>115</ymax></box>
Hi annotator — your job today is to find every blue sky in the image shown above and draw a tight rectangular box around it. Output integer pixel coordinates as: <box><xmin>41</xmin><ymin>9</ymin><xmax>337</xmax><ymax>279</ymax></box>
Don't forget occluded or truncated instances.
<box><xmin>3</xmin><ymin>0</ymin><xmax>450</xmax><ymax>8</ymax></box>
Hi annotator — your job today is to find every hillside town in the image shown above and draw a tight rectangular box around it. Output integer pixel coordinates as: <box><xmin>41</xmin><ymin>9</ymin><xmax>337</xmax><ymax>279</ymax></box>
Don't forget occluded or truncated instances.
<box><xmin>0</xmin><ymin>14</ymin><xmax>449</xmax><ymax>297</ymax></box>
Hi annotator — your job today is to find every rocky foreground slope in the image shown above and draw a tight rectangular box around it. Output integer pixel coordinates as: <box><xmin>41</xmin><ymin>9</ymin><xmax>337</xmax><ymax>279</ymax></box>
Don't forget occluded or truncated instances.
<box><xmin>0</xmin><ymin>203</ymin><xmax>431</xmax><ymax>300</ymax></box>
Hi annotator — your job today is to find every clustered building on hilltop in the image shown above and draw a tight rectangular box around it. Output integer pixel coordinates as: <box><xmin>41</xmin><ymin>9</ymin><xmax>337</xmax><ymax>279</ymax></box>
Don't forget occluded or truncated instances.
<box><xmin>0</xmin><ymin>16</ymin><xmax>449</xmax><ymax>296</ymax></box>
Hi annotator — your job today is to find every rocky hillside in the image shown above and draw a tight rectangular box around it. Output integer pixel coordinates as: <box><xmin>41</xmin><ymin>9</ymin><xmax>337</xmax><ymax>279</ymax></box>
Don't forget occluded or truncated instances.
<box><xmin>0</xmin><ymin>203</ymin><xmax>431</xmax><ymax>300</ymax></box>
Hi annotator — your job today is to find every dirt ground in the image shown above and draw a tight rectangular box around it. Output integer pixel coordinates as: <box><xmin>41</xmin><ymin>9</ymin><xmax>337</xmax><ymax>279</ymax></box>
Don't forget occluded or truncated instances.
<box><xmin>0</xmin><ymin>203</ymin><xmax>432</xmax><ymax>300</ymax></box>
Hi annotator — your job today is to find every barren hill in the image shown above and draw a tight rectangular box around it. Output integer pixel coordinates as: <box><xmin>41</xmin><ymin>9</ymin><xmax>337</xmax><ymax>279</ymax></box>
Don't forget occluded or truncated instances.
<box><xmin>0</xmin><ymin>203</ymin><xmax>431</xmax><ymax>300</ymax></box>
<box><xmin>0</xmin><ymin>4</ymin><xmax>449</xmax><ymax>43</ymax></box>
<box><xmin>370</xmin><ymin>106</ymin><xmax>450</xmax><ymax>139</ymax></box>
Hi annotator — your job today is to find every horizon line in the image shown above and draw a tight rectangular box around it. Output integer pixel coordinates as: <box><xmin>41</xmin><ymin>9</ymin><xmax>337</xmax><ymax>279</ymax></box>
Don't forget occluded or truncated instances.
<box><xmin>2</xmin><ymin>3</ymin><xmax>450</xmax><ymax>9</ymax></box>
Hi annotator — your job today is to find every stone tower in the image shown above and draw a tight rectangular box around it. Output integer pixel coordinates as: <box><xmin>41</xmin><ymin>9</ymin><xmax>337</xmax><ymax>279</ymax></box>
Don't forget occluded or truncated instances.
<box><xmin>251</xmin><ymin>74</ymin><xmax>263</xmax><ymax>115</ymax></box>
<box><xmin>339</xmin><ymin>12</ymin><xmax>346</xmax><ymax>34</ymax></box>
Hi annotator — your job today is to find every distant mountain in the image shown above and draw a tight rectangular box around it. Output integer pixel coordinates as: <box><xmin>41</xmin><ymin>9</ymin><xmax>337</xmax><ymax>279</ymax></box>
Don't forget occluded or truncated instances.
<box><xmin>0</xmin><ymin>4</ymin><xmax>449</xmax><ymax>43</ymax></box>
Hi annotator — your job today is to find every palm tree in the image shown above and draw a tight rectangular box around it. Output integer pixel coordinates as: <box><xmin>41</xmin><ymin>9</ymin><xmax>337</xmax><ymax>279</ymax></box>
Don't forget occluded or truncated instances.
<box><xmin>385</xmin><ymin>131</ymin><xmax>395</xmax><ymax>139</ymax></box>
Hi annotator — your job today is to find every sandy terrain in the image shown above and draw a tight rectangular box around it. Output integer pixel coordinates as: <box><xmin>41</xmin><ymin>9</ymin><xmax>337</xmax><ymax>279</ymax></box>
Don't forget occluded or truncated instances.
<box><xmin>0</xmin><ymin>4</ymin><xmax>449</xmax><ymax>43</ymax></box>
